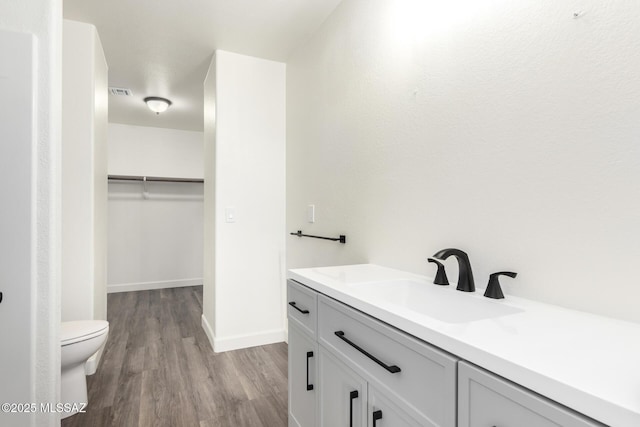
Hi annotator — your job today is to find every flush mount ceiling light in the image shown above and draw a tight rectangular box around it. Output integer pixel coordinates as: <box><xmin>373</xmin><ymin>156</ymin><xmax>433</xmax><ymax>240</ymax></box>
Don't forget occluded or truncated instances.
<box><xmin>144</xmin><ymin>96</ymin><xmax>172</xmax><ymax>114</ymax></box>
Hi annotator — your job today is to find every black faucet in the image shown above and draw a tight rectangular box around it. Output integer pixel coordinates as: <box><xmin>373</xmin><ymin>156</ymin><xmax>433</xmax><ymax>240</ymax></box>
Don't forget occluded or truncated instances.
<box><xmin>432</xmin><ymin>248</ymin><xmax>475</xmax><ymax>292</ymax></box>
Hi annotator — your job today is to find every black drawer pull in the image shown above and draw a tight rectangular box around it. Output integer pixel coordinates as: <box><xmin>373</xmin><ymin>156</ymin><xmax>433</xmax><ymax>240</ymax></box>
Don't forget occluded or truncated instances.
<box><xmin>306</xmin><ymin>351</ymin><xmax>314</xmax><ymax>391</ymax></box>
<box><xmin>349</xmin><ymin>390</ymin><xmax>359</xmax><ymax>427</ymax></box>
<box><xmin>373</xmin><ymin>410</ymin><xmax>383</xmax><ymax>426</ymax></box>
<box><xmin>289</xmin><ymin>301</ymin><xmax>310</xmax><ymax>314</ymax></box>
<box><xmin>334</xmin><ymin>331</ymin><xmax>401</xmax><ymax>374</ymax></box>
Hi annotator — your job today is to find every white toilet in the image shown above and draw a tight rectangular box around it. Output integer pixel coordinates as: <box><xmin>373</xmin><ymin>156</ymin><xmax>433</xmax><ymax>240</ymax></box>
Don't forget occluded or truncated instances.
<box><xmin>61</xmin><ymin>320</ymin><xmax>109</xmax><ymax>418</ymax></box>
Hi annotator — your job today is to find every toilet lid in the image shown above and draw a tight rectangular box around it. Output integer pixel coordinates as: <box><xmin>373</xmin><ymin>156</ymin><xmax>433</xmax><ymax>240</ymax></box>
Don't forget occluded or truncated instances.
<box><xmin>61</xmin><ymin>320</ymin><xmax>109</xmax><ymax>346</ymax></box>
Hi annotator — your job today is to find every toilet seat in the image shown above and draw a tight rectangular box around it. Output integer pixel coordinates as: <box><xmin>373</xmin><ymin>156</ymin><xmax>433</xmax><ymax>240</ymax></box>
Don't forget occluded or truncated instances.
<box><xmin>61</xmin><ymin>320</ymin><xmax>109</xmax><ymax>347</ymax></box>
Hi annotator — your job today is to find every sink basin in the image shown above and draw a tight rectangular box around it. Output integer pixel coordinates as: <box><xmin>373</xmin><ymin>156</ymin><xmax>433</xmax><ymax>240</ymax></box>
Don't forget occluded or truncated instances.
<box><xmin>348</xmin><ymin>279</ymin><xmax>523</xmax><ymax>323</ymax></box>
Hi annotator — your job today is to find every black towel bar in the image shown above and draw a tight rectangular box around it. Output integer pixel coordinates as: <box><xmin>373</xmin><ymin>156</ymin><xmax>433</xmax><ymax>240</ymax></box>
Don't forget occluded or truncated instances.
<box><xmin>290</xmin><ymin>230</ymin><xmax>346</xmax><ymax>244</ymax></box>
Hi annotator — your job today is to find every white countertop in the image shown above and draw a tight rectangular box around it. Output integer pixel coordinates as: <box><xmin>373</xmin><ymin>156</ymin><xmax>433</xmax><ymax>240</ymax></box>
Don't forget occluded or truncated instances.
<box><xmin>288</xmin><ymin>264</ymin><xmax>640</xmax><ymax>427</ymax></box>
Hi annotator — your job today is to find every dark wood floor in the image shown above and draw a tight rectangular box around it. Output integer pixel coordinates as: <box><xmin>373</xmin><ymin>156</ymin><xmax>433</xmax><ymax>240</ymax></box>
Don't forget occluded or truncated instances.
<box><xmin>62</xmin><ymin>286</ymin><xmax>288</xmax><ymax>427</ymax></box>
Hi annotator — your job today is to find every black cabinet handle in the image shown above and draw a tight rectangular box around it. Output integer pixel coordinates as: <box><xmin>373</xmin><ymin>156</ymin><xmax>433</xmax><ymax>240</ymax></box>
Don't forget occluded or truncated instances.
<box><xmin>334</xmin><ymin>331</ymin><xmax>401</xmax><ymax>374</ymax></box>
<box><xmin>289</xmin><ymin>301</ymin><xmax>309</xmax><ymax>314</ymax></box>
<box><xmin>306</xmin><ymin>351</ymin><xmax>314</xmax><ymax>391</ymax></box>
<box><xmin>373</xmin><ymin>410</ymin><xmax>383</xmax><ymax>426</ymax></box>
<box><xmin>0</xmin><ymin>291</ymin><xmax>3</xmax><ymax>304</ymax></box>
<box><xmin>349</xmin><ymin>390</ymin><xmax>359</xmax><ymax>427</ymax></box>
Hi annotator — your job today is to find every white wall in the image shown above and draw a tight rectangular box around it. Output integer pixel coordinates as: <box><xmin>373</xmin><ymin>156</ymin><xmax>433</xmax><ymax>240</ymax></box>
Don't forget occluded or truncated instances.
<box><xmin>107</xmin><ymin>124</ymin><xmax>204</xmax><ymax>292</ymax></box>
<box><xmin>108</xmin><ymin>123</ymin><xmax>204</xmax><ymax>178</ymax></box>
<box><xmin>287</xmin><ymin>0</ymin><xmax>640</xmax><ymax>323</ymax></box>
<box><xmin>61</xmin><ymin>20</ymin><xmax>108</xmax><ymax>324</ymax></box>
<box><xmin>203</xmin><ymin>55</ymin><xmax>217</xmax><ymax>339</ymax></box>
<box><xmin>0</xmin><ymin>1</ymin><xmax>61</xmax><ymax>426</ymax></box>
<box><xmin>203</xmin><ymin>50</ymin><xmax>286</xmax><ymax>352</ymax></box>
<box><xmin>93</xmin><ymin>27</ymin><xmax>109</xmax><ymax>325</ymax></box>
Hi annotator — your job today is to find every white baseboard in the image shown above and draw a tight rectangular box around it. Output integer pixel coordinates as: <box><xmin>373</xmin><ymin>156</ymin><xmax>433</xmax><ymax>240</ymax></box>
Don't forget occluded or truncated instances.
<box><xmin>200</xmin><ymin>315</ymin><xmax>285</xmax><ymax>353</ymax></box>
<box><xmin>201</xmin><ymin>314</ymin><xmax>215</xmax><ymax>351</ymax></box>
<box><xmin>208</xmin><ymin>328</ymin><xmax>285</xmax><ymax>353</ymax></box>
<box><xmin>213</xmin><ymin>329</ymin><xmax>285</xmax><ymax>353</ymax></box>
<box><xmin>107</xmin><ymin>278</ymin><xmax>203</xmax><ymax>293</ymax></box>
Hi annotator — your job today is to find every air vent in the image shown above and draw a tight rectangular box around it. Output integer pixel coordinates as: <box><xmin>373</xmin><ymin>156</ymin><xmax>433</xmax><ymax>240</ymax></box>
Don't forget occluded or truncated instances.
<box><xmin>109</xmin><ymin>87</ymin><xmax>133</xmax><ymax>96</ymax></box>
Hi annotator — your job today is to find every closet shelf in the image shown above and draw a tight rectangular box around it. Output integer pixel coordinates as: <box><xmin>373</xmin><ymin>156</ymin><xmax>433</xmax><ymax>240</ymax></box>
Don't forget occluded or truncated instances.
<box><xmin>108</xmin><ymin>175</ymin><xmax>204</xmax><ymax>183</ymax></box>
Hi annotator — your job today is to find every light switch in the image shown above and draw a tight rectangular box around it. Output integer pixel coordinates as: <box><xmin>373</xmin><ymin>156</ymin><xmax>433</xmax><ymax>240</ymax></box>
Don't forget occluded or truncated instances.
<box><xmin>225</xmin><ymin>207</ymin><xmax>236</xmax><ymax>223</ymax></box>
<box><xmin>307</xmin><ymin>205</ymin><xmax>315</xmax><ymax>223</ymax></box>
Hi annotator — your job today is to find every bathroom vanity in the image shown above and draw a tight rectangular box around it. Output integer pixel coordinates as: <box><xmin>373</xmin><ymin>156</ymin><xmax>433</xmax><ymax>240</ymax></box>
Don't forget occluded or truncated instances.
<box><xmin>287</xmin><ymin>264</ymin><xmax>640</xmax><ymax>427</ymax></box>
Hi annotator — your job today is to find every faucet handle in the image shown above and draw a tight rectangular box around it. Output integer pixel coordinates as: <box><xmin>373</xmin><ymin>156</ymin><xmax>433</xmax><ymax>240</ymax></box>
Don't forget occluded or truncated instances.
<box><xmin>484</xmin><ymin>271</ymin><xmax>517</xmax><ymax>299</ymax></box>
<box><xmin>427</xmin><ymin>258</ymin><xmax>449</xmax><ymax>286</ymax></box>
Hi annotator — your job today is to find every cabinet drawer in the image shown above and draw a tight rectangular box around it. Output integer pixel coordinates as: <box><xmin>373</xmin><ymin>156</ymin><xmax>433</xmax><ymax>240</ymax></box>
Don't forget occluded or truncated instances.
<box><xmin>458</xmin><ymin>362</ymin><xmax>604</xmax><ymax>427</ymax></box>
<box><xmin>318</xmin><ymin>295</ymin><xmax>457</xmax><ymax>427</ymax></box>
<box><xmin>288</xmin><ymin>279</ymin><xmax>318</xmax><ymax>338</ymax></box>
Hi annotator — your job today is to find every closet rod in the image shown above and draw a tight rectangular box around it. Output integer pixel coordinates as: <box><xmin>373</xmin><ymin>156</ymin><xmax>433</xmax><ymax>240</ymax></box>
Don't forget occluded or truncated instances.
<box><xmin>108</xmin><ymin>174</ymin><xmax>204</xmax><ymax>183</ymax></box>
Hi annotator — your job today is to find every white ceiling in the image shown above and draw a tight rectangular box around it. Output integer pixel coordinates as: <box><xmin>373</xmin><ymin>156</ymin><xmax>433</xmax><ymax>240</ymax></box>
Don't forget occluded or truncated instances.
<box><xmin>63</xmin><ymin>0</ymin><xmax>343</xmax><ymax>131</ymax></box>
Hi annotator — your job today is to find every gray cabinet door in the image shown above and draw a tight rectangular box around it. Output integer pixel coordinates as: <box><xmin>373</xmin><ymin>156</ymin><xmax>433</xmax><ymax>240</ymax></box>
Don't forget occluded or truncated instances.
<box><xmin>318</xmin><ymin>347</ymin><xmax>367</xmax><ymax>427</ymax></box>
<box><xmin>458</xmin><ymin>362</ymin><xmax>604</xmax><ymax>427</ymax></box>
<box><xmin>289</xmin><ymin>324</ymin><xmax>318</xmax><ymax>427</ymax></box>
<box><xmin>368</xmin><ymin>386</ymin><xmax>424</xmax><ymax>427</ymax></box>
